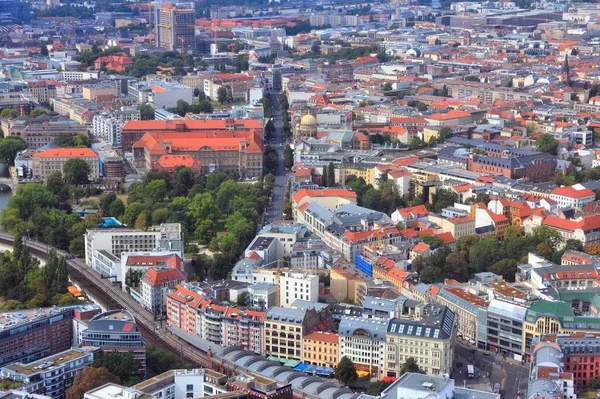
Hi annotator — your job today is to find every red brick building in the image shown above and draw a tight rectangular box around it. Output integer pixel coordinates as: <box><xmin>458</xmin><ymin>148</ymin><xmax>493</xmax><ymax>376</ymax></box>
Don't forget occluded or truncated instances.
<box><xmin>466</xmin><ymin>153</ymin><xmax>556</xmax><ymax>182</ymax></box>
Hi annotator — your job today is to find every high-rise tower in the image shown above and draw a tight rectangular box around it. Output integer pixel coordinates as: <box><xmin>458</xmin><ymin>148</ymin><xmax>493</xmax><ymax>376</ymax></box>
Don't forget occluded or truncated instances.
<box><xmin>154</xmin><ymin>2</ymin><xmax>195</xmax><ymax>53</ymax></box>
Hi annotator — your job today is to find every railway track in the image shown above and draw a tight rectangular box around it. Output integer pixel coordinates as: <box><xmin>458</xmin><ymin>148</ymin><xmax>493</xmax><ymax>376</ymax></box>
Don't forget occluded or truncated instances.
<box><xmin>0</xmin><ymin>233</ymin><xmax>213</xmax><ymax>368</ymax></box>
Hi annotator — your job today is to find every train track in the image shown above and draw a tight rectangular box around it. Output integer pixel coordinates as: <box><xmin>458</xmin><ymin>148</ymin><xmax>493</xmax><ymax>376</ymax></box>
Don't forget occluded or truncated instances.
<box><xmin>0</xmin><ymin>233</ymin><xmax>213</xmax><ymax>368</ymax></box>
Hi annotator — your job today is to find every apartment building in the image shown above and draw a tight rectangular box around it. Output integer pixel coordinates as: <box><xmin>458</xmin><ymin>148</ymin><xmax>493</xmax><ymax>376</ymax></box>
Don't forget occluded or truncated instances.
<box><xmin>222</xmin><ymin>309</ymin><xmax>265</xmax><ymax>354</ymax></box>
<box><xmin>78</xmin><ymin>310</ymin><xmax>145</xmax><ymax>370</ymax></box>
<box><xmin>256</xmin><ymin>222</ymin><xmax>311</xmax><ymax>258</ymax></box>
<box><xmin>338</xmin><ymin>317</ymin><xmax>389</xmax><ymax>378</ymax></box>
<box><xmin>384</xmin><ymin>303</ymin><xmax>456</xmax><ymax>377</ymax></box>
<box><xmin>84</xmin><ymin>223</ymin><xmax>183</xmax><ymax>267</ymax></box>
<box><xmin>264</xmin><ymin>307</ymin><xmax>319</xmax><ymax>361</ymax></box>
<box><xmin>84</xmin><ymin>369</ymin><xmax>228</xmax><ymax>399</ymax></box>
<box><xmin>92</xmin><ymin>114</ymin><xmax>124</xmax><ymax>147</ymax></box>
<box><xmin>32</xmin><ymin>148</ymin><xmax>99</xmax><ymax>181</ymax></box>
<box><xmin>302</xmin><ymin>331</ymin><xmax>339</xmax><ymax>369</ymax></box>
<box><xmin>0</xmin><ymin>348</ymin><xmax>94</xmax><ymax>398</ymax></box>
<box><xmin>140</xmin><ymin>267</ymin><xmax>186</xmax><ymax>316</ymax></box>
<box><xmin>26</xmin><ymin>80</ymin><xmax>56</xmax><ymax>103</ymax></box>
<box><xmin>231</xmin><ymin>264</ymin><xmax>319</xmax><ymax>307</ymax></box>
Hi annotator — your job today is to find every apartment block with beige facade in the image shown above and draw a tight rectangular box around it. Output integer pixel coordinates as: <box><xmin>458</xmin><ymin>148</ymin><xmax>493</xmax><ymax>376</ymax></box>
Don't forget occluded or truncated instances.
<box><xmin>302</xmin><ymin>330</ymin><xmax>339</xmax><ymax>368</ymax></box>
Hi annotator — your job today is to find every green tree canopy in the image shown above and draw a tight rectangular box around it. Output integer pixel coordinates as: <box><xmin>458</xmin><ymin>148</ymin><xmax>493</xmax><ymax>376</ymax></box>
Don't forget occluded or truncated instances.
<box><xmin>0</xmin><ymin>136</ymin><xmax>26</xmax><ymax>165</ymax></box>
<box><xmin>66</xmin><ymin>367</ymin><xmax>119</xmax><ymax>399</ymax></box>
<box><xmin>536</xmin><ymin>133</ymin><xmax>559</xmax><ymax>155</ymax></box>
<box><xmin>334</xmin><ymin>356</ymin><xmax>358</xmax><ymax>384</ymax></box>
<box><xmin>63</xmin><ymin>158</ymin><xmax>91</xmax><ymax>185</ymax></box>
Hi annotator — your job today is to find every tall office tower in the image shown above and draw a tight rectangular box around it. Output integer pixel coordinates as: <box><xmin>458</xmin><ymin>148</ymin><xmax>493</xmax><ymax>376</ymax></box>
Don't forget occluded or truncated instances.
<box><xmin>155</xmin><ymin>3</ymin><xmax>195</xmax><ymax>53</ymax></box>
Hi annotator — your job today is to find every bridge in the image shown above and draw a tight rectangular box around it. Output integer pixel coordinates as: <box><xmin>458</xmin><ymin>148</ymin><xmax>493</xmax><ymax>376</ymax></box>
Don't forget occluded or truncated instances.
<box><xmin>0</xmin><ymin>178</ymin><xmax>16</xmax><ymax>191</ymax></box>
<box><xmin>0</xmin><ymin>232</ymin><xmax>219</xmax><ymax>370</ymax></box>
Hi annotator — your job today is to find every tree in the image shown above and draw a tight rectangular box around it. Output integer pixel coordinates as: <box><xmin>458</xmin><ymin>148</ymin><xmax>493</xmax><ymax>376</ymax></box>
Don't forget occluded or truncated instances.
<box><xmin>40</xmin><ymin>44</ymin><xmax>49</xmax><ymax>56</ymax></box>
<box><xmin>108</xmin><ymin>199</ymin><xmax>125</xmax><ymax>219</ymax></box>
<box><xmin>536</xmin><ymin>133</ymin><xmax>558</xmax><ymax>155</ymax></box>
<box><xmin>28</xmin><ymin>109</ymin><xmax>48</xmax><ymax>119</ymax></box>
<box><xmin>367</xmin><ymin>381</ymin><xmax>393</xmax><ymax>395</ymax></box>
<box><xmin>0</xmin><ymin>136</ymin><xmax>26</xmax><ymax>164</ymax></box>
<box><xmin>564</xmin><ymin>239</ymin><xmax>584</xmax><ymax>253</ymax></box>
<box><xmin>66</xmin><ymin>367</ymin><xmax>119</xmax><ymax>399</ymax></box>
<box><xmin>585</xmin><ymin>243</ymin><xmax>600</xmax><ymax>256</ymax></box>
<box><xmin>469</xmin><ymin>238</ymin><xmax>506</xmax><ymax>273</ymax></box>
<box><xmin>0</xmin><ymin>109</ymin><xmax>19</xmax><ymax>119</ymax></box>
<box><xmin>190</xmin><ymin>193</ymin><xmax>220</xmax><ymax>222</ymax></box>
<box><xmin>284</xmin><ymin>145</ymin><xmax>293</xmax><ymax>170</ymax></box>
<box><xmin>99</xmin><ymin>193</ymin><xmax>118</xmax><ymax>216</ymax></box>
<box><xmin>430</xmin><ymin>189</ymin><xmax>458</xmax><ymax>213</ymax></box>
<box><xmin>73</xmin><ymin>134</ymin><xmax>91</xmax><ymax>148</ymax></box>
<box><xmin>196</xmin><ymin>220</ymin><xmax>217</xmax><ymax>245</ymax></box>
<box><xmin>327</xmin><ymin>162</ymin><xmax>335</xmax><ymax>187</ymax></box>
<box><xmin>146</xmin><ymin>344</ymin><xmax>180</xmax><ymax>373</ymax></box>
<box><xmin>217</xmin><ymin>86</ymin><xmax>230</xmax><ymax>104</ymax></box>
<box><xmin>46</xmin><ymin>171</ymin><xmax>69</xmax><ymax>202</ymax></box>
<box><xmin>489</xmin><ymin>259</ymin><xmax>518</xmax><ymax>282</ymax></box>
<box><xmin>382</xmin><ymin>82</ymin><xmax>392</xmax><ymax>91</ymax></box>
<box><xmin>92</xmin><ymin>352</ymin><xmax>140</xmax><ymax>384</ymax></box>
<box><xmin>63</xmin><ymin>158</ymin><xmax>91</xmax><ymax>185</ymax></box>
<box><xmin>334</xmin><ymin>356</ymin><xmax>358</xmax><ymax>384</ymax></box>
<box><xmin>420</xmin><ymin>235</ymin><xmax>445</xmax><ymax>250</ymax></box>
<box><xmin>53</xmin><ymin>257</ymin><xmax>69</xmax><ymax>295</ymax></box>
<box><xmin>400</xmin><ymin>357</ymin><xmax>425</xmax><ymax>375</ymax></box>
<box><xmin>138</xmin><ymin>104</ymin><xmax>155</xmax><ymax>120</ymax></box>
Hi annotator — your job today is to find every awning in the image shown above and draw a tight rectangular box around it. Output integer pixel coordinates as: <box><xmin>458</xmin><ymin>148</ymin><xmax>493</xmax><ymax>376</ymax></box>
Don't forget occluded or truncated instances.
<box><xmin>294</xmin><ymin>363</ymin><xmax>309</xmax><ymax>372</ymax></box>
<box><xmin>284</xmin><ymin>359</ymin><xmax>301</xmax><ymax>368</ymax></box>
<box><xmin>300</xmin><ymin>364</ymin><xmax>334</xmax><ymax>376</ymax></box>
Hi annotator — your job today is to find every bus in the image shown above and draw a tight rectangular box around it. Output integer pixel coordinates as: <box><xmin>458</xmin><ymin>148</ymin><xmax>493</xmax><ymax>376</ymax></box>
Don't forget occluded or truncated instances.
<box><xmin>467</xmin><ymin>365</ymin><xmax>475</xmax><ymax>378</ymax></box>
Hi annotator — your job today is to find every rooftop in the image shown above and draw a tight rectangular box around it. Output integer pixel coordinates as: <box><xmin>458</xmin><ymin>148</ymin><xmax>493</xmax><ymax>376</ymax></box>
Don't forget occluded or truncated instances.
<box><xmin>3</xmin><ymin>348</ymin><xmax>92</xmax><ymax>375</ymax></box>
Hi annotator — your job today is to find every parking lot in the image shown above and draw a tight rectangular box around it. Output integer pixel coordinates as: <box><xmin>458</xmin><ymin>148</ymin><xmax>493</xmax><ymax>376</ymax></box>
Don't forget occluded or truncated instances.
<box><xmin>452</xmin><ymin>341</ymin><xmax>527</xmax><ymax>398</ymax></box>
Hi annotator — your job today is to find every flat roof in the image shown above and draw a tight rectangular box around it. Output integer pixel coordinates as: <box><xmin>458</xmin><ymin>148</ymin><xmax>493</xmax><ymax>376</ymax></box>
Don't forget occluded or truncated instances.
<box><xmin>3</xmin><ymin>348</ymin><xmax>91</xmax><ymax>375</ymax></box>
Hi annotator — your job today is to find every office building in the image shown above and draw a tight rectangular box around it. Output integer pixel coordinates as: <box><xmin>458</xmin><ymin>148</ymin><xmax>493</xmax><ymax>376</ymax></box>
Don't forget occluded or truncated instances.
<box><xmin>155</xmin><ymin>3</ymin><xmax>196</xmax><ymax>52</ymax></box>
<box><xmin>92</xmin><ymin>114</ymin><xmax>124</xmax><ymax>147</ymax></box>
<box><xmin>2</xmin><ymin>116</ymin><xmax>88</xmax><ymax>151</ymax></box>
<box><xmin>78</xmin><ymin>310</ymin><xmax>145</xmax><ymax>370</ymax></box>
<box><xmin>384</xmin><ymin>303</ymin><xmax>456</xmax><ymax>377</ymax></box>
<box><xmin>338</xmin><ymin>317</ymin><xmax>389</xmax><ymax>378</ymax></box>
<box><xmin>0</xmin><ymin>0</ymin><xmax>31</xmax><ymax>24</ymax></box>
<box><xmin>0</xmin><ymin>348</ymin><xmax>95</xmax><ymax>399</ymax></box>
<box><xmin>0</xmin><ymin>307</ymin><xmax>75</xmax><ymax>368</ymax></box>
<box><xmin>32</xmin><ymin>148</ymin><xmax>100</xmax><ymax>181</ymax></box>
<box><xmin>264</xmin><ymin>307</ymin><xmax>319</xmax><ymax>361</ymax></box>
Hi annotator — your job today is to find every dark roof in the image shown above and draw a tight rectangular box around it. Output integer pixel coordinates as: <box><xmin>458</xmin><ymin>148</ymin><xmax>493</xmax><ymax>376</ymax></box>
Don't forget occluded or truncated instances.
<box><xmin>387</xmin><ymin>304</ymin><xmax>455</xmax><ymax>340</ymax></box>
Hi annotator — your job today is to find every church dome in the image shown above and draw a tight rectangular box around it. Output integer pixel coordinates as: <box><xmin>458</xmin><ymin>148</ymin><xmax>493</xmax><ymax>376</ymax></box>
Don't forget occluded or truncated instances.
<box><xmin>300</xmin><ymin>114</ymin><xmax>317</xmax><ymax>126</ymax></box>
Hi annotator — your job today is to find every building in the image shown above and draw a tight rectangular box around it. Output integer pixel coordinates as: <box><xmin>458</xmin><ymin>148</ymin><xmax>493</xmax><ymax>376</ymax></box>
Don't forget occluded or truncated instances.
<box><xmin>121</xmin><ymin>119</ymin><xmax>262</xmax><ymax>151</ymax></box>
<box><xmin>466</xmin><ymin>152</ymin><xmax>556</xmax><ymax>183</ymax></box>
<box><xmin>0</xmin><ymin>0</ymin><xmax>31</xmax><ymax>24</ymax></box>
<box><xmin>384</xmin><ymin>303</ymin><xmax>456</xmax><ymax>377</ymax></box>
<box><xmin>92</xmin><ymin>114</ymin><xmax>124</xmax><ymax>147</ymax></box>
<box><xmin>32</xmin><ymin>148</ymin><xmax>99</xmax><ymax>181</ymax></box>
<box><xmin>231</xmin><ymin>265</ymin><xmax>319</xmax><ymax>307</ymax></box>
<box><xmin>0</xmin><ymin>348</ymin><xmax>95</xmax><ymax>399</ymax></box>
<box><xmin>132</xmin><ymin>131</ymin><xmax>263</xmax><ymax>178</ymax></box>
<box><xmin>78</xmin><ymin>310</ymin><xmax>146</xmax><ymax>370</ymax></box>
<box><xmin>433</xmin><ymin>287</ymin><xmax>487</xmax><ymax>345</ymax></box>
<box><xmin>540</xmin><ymin>214</ymin><xmax>600</xmax><ymax>245</ymax></box>
<box><xmin>527</xmin><ymin>339</ymin><xmax>575</xmax><ymax>399</ymax></box>
<box><xmin>140</xmin><ymin>267</ymin><xmax>186</xmax><ymax>316</ymax></box>
<box><xmin>247</xmin><ymin>283</ymin><xmax>276</xmax><ymax>310</ymax></box>
<box><xmin>222</xmin><ymin>309</ymin><xmax>265</xmax><ymax>354</ymax></box>
<box><xmin>371</xmin><ymin>372</ymin><xmax>500</xmax><ymax>399</ymax></box>
<box><xmin>338</xmin><ymin>317</ymin><xmax>389</xmax><ymax>378</ymax></box>
<box><xmin>84</xmin><ymin>369</ymin><xmax>229</xmax><ymax>399</ymax></box>
<box><xmin>0</xmin><ymin>307</ymin><xmax>75</xmax><ymax>368</ymax></box>
<box><xmin>550</xmin><ymin>184</ymin><xmax>596</xmax><ymax>209</ymax></box>
<box><xmin>2</xmin><ymin>116</ymin><xmax>88</xmax><ymax>151</ymax></box>
<box><xmin>264</xmin><ymin>307</ymin><xmax>319</xmax><ymax>361</ymax></box>
<box><xmin>256</xmin><ymin>222</ymin><xmax>310</xmax><ymax>258</ymax></box>
<box><xmin>84</xmin><ymin>223</ymin><xmax>183</xmax><ymax>267</ymax></box>
<box><xmin>302</xmin><ymin>331</ymin><xmax>339</xmax><ymax>369</ymax></box>
<box><xmin>155</xmin><ymin>3</ymin><xmax>196</xmax><ymax>53</ymax></box>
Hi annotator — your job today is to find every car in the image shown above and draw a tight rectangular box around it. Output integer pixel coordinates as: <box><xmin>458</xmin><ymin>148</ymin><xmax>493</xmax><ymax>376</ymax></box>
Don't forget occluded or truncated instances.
<box><xmin>493</xmin><ymin>383</ymin><xmax>500</xmax><ymax>394</ymax></box>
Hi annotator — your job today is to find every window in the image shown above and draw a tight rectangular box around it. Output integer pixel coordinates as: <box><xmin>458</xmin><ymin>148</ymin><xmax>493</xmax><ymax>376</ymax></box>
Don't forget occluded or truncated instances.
<box><xmin>186</xmin><ymin>385</ymin><xmax>193</xmax><ymax>391</ymax></box>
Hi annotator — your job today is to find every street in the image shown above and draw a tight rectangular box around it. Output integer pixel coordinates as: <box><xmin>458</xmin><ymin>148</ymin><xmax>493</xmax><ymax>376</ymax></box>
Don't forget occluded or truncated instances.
<box><xmin>453</xmin><ymin>341</ymin><xmax>527</xmax><ymax>399</ymax></box>
<box><xmin>265</xmin><ymin>91</ymin><xmax>289</xmax><ymax>223</ymax></box>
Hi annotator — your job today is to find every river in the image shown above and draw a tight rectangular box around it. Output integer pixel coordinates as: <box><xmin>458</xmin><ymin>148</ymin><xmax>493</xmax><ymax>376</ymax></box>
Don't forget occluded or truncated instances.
<box><xmin>0</xmin><ymin>164</ymin><xmax>11</xmax><ymax>213</ymax></box>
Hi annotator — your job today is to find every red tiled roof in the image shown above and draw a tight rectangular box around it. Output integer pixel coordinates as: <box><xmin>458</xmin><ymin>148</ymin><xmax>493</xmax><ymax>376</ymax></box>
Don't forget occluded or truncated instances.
<box><xmin>412</xmin><ymin>242</ymin><xmax>430</xmax><ymax>253</ymax></box>
<box><xmin>444</xmin><ymin>287</ymin><xmax>489</xmax><ymax>307</ymax></box>
<box><xmin>551</xmin><ymin>185</ymin><xmax>595</xmax><ymax>198</ymax></box>
<box><xmin>543</xmin><ymin>215</ymin><xmax>600</xmax><ymax>232</ymax></box>
<box><xmin>141</xmin><ymin>268</ymin><xmax>185</xmax><ymax>287</ymax></box>
<box><xmin>33</xmin><ymin>147</ymin><xmax>96</xmax><ymax>158</ymax></box>
<box><xmin>293</xmin><ymin>188</ymin><xmax>357</xmax><ymax>204</ymax></box>
<box><xmin>303</xmin><ymin>330</ymin><xmax>339</xmax><ymax>344</ymax></box>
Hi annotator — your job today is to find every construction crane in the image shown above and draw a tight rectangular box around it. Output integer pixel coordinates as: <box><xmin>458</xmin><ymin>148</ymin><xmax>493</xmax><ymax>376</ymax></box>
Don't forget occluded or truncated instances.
<box><xmin>148</xmin><ymin>0</ymin><xmax>153</xmax><ymax>46</ymax></box>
